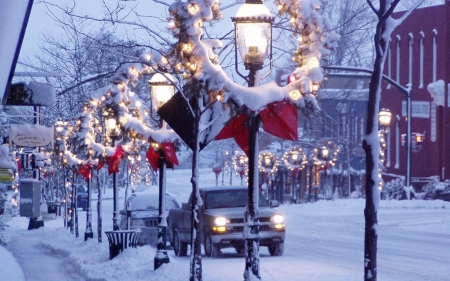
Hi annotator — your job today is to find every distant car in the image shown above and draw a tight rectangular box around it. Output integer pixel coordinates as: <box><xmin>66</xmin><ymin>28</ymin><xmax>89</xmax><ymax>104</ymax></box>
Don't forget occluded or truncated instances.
<box><xmin>76</xmin><ymin>185</ymin><xmax>88</xmax><ymax>211</ymax></box>
<box><xmin>120</xmin><ymin>193</ymin><xmax>181</xmax><ymax>247</ymax></box>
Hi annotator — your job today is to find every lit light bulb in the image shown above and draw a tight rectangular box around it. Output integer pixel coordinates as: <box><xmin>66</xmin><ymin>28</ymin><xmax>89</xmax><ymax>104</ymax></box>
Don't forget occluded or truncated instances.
<box><xmin>189</xmin><ymin>3</ymin><xmax>198</xmax><ymax>14</ymax></box>
<box><xmin>289</xmin><ymin>90</ymin><xmax>301</xmax><ymax>101</ymax></box>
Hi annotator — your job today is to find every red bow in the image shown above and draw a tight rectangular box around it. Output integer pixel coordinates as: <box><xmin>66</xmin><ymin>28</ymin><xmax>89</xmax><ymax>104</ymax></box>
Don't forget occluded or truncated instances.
<box><xmin>216</xmin><ymin>101</ymin><xmax>298</xmax><ymax>156</ymax></box>
<box><xmin>146</xmin><ymin>146</ymin><xmax>159</xmax><ymax>172</ymax></box>
<box><xmin>146</xmin><ymin>141</ymin><xmax>180</xmax><ymax>172</ymax></box>
<box><xmin>77</xmin><ymin>163</ymin><xmax>92</xmax><ymax>180</ymax></box>
<box><xmin>162</xmin><ymin>141</ymin><xmax>179</xmax><ymax>167</ymax></box>
<box><xmin>97</xmin><ymin>158</ymin><xmax>106</xmax><ymax>171</ymax></box>
<box><xmin>108</xmin><ymin>146</ymin><xmax>125</xmax><ymax>175</ymax></box>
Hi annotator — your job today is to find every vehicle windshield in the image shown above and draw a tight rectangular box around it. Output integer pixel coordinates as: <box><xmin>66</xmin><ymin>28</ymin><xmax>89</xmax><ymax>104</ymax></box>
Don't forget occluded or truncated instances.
<box><xmin>77</xmin><ymin>186</ymin><xmax>86</xmax><ymax>193</ymax></box>
<box><xmin>129</xmin><ymin>195</ymin><xmax>180</xmax><ymax>211</ymax></box>
<box><xmin>205</xmin><ymin>189</ymin><xmax>268</xmax><ymax>209</ymax></box>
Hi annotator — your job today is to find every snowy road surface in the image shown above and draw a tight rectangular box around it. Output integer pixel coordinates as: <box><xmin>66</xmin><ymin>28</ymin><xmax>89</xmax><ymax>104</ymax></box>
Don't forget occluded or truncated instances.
<box><xmin>2</xmin><ymin>168</ymin><xmax>450</xmax><ymax>280</ymax></box>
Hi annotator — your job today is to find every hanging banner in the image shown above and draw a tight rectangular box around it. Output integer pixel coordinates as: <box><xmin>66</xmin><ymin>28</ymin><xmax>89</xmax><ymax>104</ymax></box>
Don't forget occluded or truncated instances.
<box><xmin>9</xmin><ymin>124</ymin><xmax>54</xmax><ymax>147</ymax></box>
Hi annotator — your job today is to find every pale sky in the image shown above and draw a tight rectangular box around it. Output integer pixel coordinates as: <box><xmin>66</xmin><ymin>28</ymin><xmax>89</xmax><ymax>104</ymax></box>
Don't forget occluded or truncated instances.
<box><xmin>17</xmin><ymin>0</ymin><xmax>250</xmax><ymax>73</ymax></box>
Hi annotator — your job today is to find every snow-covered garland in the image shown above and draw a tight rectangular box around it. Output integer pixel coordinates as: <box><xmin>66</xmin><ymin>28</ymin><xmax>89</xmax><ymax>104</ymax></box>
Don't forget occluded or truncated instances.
<box><xmin>167</xmin><ymin>0</ymin><xmax>340</xmax><ymax>112</ymax></box>
<box><xmin>63</xmin><ymin>63</ymin><xmax>178</xmax><ymax>170</ymax></box>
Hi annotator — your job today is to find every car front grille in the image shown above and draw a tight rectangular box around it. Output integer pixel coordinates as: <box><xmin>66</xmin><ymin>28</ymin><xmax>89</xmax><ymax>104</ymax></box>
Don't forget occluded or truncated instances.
<box><xmin>229</xmin><ymin>217</ymin><xmax>271</xmax><ymax>224</ymax></box>
<box><xmin>144</xmin><ymin>218</ymin><xmax>158</xmax><ymax>227</ymax></box>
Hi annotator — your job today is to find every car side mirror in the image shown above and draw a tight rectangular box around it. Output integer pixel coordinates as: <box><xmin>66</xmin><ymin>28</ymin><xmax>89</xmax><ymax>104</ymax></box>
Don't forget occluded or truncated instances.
<box><xmin>269</xmin><ymin>200</ymin><xmax>279</xmax><ymax>207</ymax></box>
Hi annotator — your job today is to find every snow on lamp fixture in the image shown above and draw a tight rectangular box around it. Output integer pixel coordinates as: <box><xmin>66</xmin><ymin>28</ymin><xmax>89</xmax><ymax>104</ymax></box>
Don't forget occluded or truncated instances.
<box><xmin>378</xmin><ymin>108</ymin><xmax>392</xmax><ymax>128</ymax></box>
<box><xmin>149</xmin><ymin>73</ymin><xmax>175</xmax><ymax>110</ymax></box>
<box><xmin>232</xmin><ymin>0</ymin><xmax>274</xmax><ymax>71</ymax></box>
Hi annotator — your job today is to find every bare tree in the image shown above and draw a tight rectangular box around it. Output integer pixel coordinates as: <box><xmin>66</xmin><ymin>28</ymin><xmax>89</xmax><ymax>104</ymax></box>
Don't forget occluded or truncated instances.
<box><xmin>362</xmin><ymin>1</ymin><xmax>422</xmax><ymax>280</ymax></box>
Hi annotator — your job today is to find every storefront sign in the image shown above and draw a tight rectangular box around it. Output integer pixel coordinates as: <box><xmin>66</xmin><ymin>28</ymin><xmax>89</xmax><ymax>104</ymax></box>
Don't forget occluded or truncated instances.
<box><xmin>402</xmin><ymin>101</ymin><xmax>430</xmax><ymax>118</ymax></box>
<box><xmin>9</xmin><ymin>124</ymin><xmax>54</xmax><ymax>147</ymax></box>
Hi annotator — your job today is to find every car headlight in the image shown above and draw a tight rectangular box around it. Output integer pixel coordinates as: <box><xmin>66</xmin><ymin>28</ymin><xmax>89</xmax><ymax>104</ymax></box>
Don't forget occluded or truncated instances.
<box><xmin>272</xmin><ymin>214</ymin><xmax>284</xmax><ymax>224</ymax></box>
<box><xmin>214</xmin><ymin>217</ymin><xmax>228</xmax><ymax>226</ymax></box>
<box><xmin>213</xmin><ymin>217</ymin><xmax>228</xmax><ymax>232</ymax></box>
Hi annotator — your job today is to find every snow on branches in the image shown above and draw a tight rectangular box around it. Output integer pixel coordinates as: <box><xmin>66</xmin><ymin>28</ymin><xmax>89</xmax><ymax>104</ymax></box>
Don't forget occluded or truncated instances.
<box><xmin>64</xmin><ymin>63</ymin><xmax>178</xmax><ymax>170</ymax></box>
<box><xmin>167</xmin><ymin>0</ymin><xmax>339</xmax><ymax>112</ymax></box>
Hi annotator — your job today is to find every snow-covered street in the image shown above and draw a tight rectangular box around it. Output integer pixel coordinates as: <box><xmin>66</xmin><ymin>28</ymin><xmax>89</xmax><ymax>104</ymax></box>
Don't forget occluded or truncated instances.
<box><xmin>2</xmin><ymin>168</ymin><xmax>450</xmax><ymax>281</ymax></box>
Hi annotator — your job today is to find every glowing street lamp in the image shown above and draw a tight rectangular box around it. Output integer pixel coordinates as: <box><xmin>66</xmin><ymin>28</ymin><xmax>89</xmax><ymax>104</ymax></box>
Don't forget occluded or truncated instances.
<box><xmin>231</xmin><ymin>1</ymin><xmax>274</xmax><ymax>279</ymax></box>
<box><xmin>378</xmin><ymin>108</ymin><xmax>392</xmax><ymax>134</ymax></box>
<box><xmin>149</xmin><ymin>72</ymin><xmax>174</xmax><ymax>270</ymax></box>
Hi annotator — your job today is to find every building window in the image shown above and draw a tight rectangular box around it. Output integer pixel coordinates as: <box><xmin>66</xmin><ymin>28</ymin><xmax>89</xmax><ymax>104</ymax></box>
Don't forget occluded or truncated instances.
<box><xmin>395</xmin><ymin>117</ymin><xmax>400</xmax><ymax>169</ymax></box>
<box><xmin>432</xmin><ymin>29</ymin><xmax>437</xmax><ymax>82</ymax></box>
<box><xmin>408</xmin><ymin>33</ymin><xmax>413</xmax><ymax>86</ymax></box>
<box><xmin>387</xmin><ymin>42</ymin><xmax>391</xmax><ymax>89</ymax></box>
<box><xmin>360</xmin><ymin>118</ymin><xmax>365</xmax><ymax>142</ymax></box>
<box><xmin>419</xmin><ymin>32</ymin><xmax>424</xmax><ymax>89</ymax></box>
<box><xmin>396</xmin><ymin>35</ymin><xmax>401</xmax><ymax>83</ymax></box>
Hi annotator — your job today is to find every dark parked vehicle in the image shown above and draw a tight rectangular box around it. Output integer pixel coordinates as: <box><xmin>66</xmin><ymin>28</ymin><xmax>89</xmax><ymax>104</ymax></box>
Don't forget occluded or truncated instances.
<box><xmin>120</xmin><ymin>193</ymin><xmax>180</xmax><ymax>247</ymax></box>
<box><xmin>168</xmin><ymin>186</ymin><xmax>285</xmax><ymax>257</ymax></box>
<box><xmin>76</xmin><ymin>185</ymin><xmax>88</xmax><ymax>211</ymax></box>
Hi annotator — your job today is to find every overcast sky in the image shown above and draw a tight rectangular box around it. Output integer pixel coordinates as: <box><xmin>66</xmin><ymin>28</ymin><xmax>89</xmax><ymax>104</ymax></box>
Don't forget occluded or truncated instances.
<box><xmin>16</xmin><ymin>0</ymin><xmax>254</xmax><ymax>73</ymax></box>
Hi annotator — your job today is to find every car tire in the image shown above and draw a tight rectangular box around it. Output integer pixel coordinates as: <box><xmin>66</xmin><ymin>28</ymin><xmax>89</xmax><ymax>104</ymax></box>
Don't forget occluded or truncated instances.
<box><xmin>204</xmin><ymin>232</ymin><xmax>220</xmax><ymax>258</ymax></box>
<box><xmin>268</xmin><ymin>243</ymin><xmax>284</xmax><ymax>256</ymax></box>
<box><xmin>173</xmin><ymin>231</ymin><xmax>188</xmax><ymax>257</ymax></box>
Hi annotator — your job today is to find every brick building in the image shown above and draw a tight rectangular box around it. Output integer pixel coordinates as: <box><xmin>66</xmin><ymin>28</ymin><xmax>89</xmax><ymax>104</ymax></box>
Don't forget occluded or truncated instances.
<box><xmin>381</xmin><ymin>1</ymin><xmax>450</xmax><ymax>188</ymax></box>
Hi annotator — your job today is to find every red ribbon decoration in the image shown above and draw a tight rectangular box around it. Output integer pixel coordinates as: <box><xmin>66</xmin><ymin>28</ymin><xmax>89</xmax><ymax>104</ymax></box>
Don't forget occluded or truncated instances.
<box><xmin>215</xmin><ymin>113</ymin><xmax>250</xmax><ymax>156</ymax></box>
<box><xmin>77</xmin><ymin>163</ymin><xmax>92</xmax><ymax>180</ymax></box>
<box><xmin>215</xmin><ymin>101</ymin><xmax>298</xmax><ymax>156</ymax></box>
<box><xmin>146</xmin><ymin>146</ymin><xmax>159</xmax><ymax>172</ymax></box>
<box><xmin>97</xmin><ymin>158</ymin><xmax>106</xmax><ymax>171</ymax></box>
<box><xmin>17</xmin><ymin>159</ymin><xmax>22</xmax><ymax>172</ymax></box>
<box><xmin>162</xmin><ymin>141</ymin><xmax>179</xmax><ymax>167</ymax></box>
<box><xmin>108</xmin><ymin>146</ymin><xmax>125</xmax><ymax>175</ymax></box>
<box><xmin>259</xmin><ymin>101</ymin><xmax>298</xmax><ymax>141</ymax></box>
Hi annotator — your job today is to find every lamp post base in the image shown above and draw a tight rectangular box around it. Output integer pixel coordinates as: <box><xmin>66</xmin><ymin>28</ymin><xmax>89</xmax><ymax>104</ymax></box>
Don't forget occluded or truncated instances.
<box><xmin>84</xmin><ymin>230</ymin><xmax>93</xmax><ymax>241</ymax></box>
<box><xmin>154</xmin><ymin>251</ymin><xmax>170</xmax><ymax>270</ymax></box>
<box><xmin>154</xmin><ymin>225</ymin><xmax>169</xmax><ymax>270</ymax></box>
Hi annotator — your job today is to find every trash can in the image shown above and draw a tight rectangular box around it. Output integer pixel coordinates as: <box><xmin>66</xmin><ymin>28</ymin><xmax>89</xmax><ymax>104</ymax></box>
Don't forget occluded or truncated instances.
<box><xmin>105</xmin><ymin>229</ymin><xmax>141</xmax><ymax>260</ymax></box>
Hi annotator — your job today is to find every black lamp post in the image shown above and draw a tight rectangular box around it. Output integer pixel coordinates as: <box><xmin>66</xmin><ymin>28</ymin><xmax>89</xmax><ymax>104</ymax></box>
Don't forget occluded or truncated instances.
<box><xmin>231</xmin><ymin>1</ymin><xmax>274</xmax><ymax>279</ymax></box>
<box><xmin>149</xmin><ymin>72</ymin><xmax>174</xmax><ymax>270</ymax></box>
<box><xmin>84</xmin><ymin>150</ymin><xmax>94</xmax><ymax>241</ymax></box>
<box><xmin>106</xmin><ymin>116</ymin><xmax>121</xmax><ymax>231</ymax></box>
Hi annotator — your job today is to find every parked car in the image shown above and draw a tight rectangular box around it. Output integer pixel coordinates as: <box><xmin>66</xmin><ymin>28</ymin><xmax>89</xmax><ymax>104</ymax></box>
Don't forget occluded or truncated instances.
<box><xmin>120</xmin><ymin>193</ymin><xmax>180</xmax><ymax>247</ymax></box>
<box><xmin>168</xmin><ymin>186</ymin><xmax>285</xmax><ymax>257</ymax></box>
<box><xmin>76</xmin><ymin>185</ymin><xmax>88</xmax><ymax>211</ymax></box>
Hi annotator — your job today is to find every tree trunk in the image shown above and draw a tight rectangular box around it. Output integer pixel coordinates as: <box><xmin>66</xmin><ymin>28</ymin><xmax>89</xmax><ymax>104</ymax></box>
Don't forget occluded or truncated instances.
<box><xmin>190</xmin><ymin>104</ymin><xmax>202</xmax><ymax>281</ymax></box>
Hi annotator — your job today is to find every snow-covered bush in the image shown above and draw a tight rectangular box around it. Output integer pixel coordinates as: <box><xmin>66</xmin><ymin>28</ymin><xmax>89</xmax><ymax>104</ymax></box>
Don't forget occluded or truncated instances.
<box><xmin>0</xmin><ymin>216</ymin><xmax>8</xmax><ymax>246</ymax></box>
<box><xmin>382</xmin><ymin>178</ymin><xmax>405</xmax><ymax>200</ymax></box>
<box><xmin>421</xmin><ymin>178</ymin><xmax>450</xmax><ymax>200</ymax></box>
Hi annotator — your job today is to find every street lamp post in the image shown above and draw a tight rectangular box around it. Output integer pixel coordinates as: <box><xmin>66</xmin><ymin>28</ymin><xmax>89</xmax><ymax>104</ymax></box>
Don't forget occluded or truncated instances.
<box><xmin>106</xmin><ymin>116</ymin><xmax>121</xmax><ymax>231</ymax></box>
<box><xmin>84</xmin><ymin>152</ymin><xmax>94</xmax><ymax>241</ymax></box>
<box><xmin>149</xmin><ymin>72</ymin><xmax>174</xmax><ymax>270</ymax></box>
<box><xmin>231</xmin><ymin>1</ymin><xmax>274</xmax><ymax>279</ymax></box>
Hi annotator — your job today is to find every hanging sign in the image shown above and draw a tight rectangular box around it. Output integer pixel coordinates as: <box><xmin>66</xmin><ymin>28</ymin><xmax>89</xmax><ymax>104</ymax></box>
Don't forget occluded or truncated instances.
<box><xmin>9</xmin><ymin>124</ymin><xmax>54</xmax><ymax>147</ymax></box>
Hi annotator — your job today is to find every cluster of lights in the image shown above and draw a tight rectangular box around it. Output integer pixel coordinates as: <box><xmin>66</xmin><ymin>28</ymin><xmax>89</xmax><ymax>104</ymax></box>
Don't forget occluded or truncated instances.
<box><xmin>283</xmin><ymin>147</ymin><xmax>307</xmax><ymax>172</ymax></box>
<box><xmin>232</xmin><ymin>152</ymin><xmax>248</xmax><ymax>177</ymax></box>
<box><xmin>258</xmin><ymin>151</ymin><xmax>279</xmax><ymax>174</ymax></box>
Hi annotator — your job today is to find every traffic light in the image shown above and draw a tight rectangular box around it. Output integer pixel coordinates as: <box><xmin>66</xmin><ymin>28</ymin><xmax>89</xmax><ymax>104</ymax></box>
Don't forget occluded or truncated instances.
<box><xmin>414</xmin><ymin>134</ymin><xmax>424</xmax><ymax>149</ymax></box>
